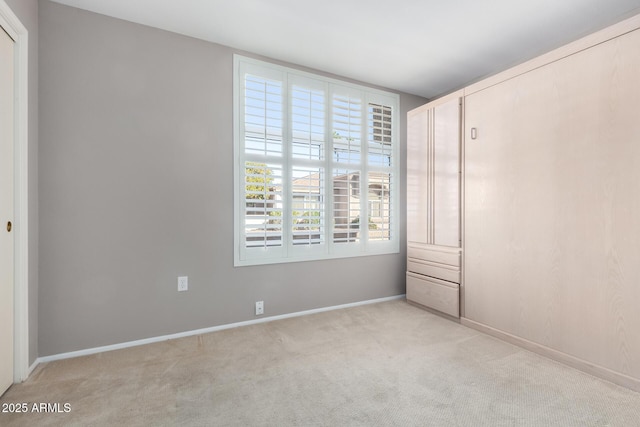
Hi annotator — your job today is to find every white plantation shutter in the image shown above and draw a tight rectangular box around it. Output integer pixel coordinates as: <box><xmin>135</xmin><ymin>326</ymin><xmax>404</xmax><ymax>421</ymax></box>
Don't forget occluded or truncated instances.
<box><xmin>332</xmin><ymin>94</ymin><xmax>362</xmax><ymax>164</ymax></box>
<box><xmin>291</xmin><ymin>167</ymin><xmax>324</xmax><ymax>246</ymax></box>
<box><xmin>290</xmin><ymin>78</ymin><xmax>326</xmax><ymax>248</ymax></box>
<box><xmin>234</xmin><ymin>55</ymin><xmax>399</xmax><ymax>266</ymax></box>
<box><xmin>244</xmin><ymin>162</ymin><xmax>283</xmax><ymax>248</ymax></box>
<box><xmin>366</xmin><ymin>102</ymin><xmax>394</xmax><ymax>242</ymax></box>
<box><xmin>367</xmin><ymin>172</ymin><xmax>392</xmax><ymax>241</ymax></box>
<box><xmin>244</xmin><ymin>75</ymin><xmax>283</xmax><ymax>157</ymax></box>
<box><xmin>331</xmin><ymin>90</ymin><xmax>362</xmax><ymax>245</ymax></box>
<box><xmin>368</xmin><ymin>104</ymin><xmax>393</xmax><ymax>167</ymax></box>
<box><xmin>291</xmin><ymin>85</ymin><xmax>324</xmax><ymax>160</ymax></box>
<box><xmin>332</xmin><ymin>170</ymin><xmax>360</xmax><ymax>243</ymax></box>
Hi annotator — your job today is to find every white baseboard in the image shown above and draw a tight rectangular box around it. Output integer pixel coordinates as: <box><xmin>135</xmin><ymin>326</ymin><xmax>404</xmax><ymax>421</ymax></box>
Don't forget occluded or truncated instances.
<box><xmin>461</xmin><ymin>317</ymin><xmax>640</xmax><ymax>393</ymax></box>
<box><xmin>27</xmin><ymin>359</ymin><xmax>39</xmax><ymax>377</ymax></box>
<box><xmin>36</xmin><ymin>295</ymin><xmax>406</xmax><ymax>365</ymax></box>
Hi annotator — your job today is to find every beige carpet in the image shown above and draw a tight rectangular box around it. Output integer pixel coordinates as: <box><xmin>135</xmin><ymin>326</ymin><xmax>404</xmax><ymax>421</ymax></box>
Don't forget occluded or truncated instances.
<box><xmin>1</xmin><ymin>300</ymin><xmax>640</xmax><ymax>426</ymax></box>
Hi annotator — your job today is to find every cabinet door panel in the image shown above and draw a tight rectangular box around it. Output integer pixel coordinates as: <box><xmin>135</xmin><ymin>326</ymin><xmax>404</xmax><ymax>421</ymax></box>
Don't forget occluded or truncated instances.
<box><xmin>433</xmin><ymin>99</ymin><xmax>460</xmax><ymax>247</ymax></box>
<box><xmin>407</xmin><ymin>107</ymin><xmax>429</xmax><ymax>245</ymax></box>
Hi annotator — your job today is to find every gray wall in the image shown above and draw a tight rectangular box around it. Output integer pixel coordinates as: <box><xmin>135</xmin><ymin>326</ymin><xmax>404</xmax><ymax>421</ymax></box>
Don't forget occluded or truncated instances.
<box><xmin>5</xmin><ymin>0</ymin><xmax>39</xmax><ymax>365</ymax></box>
<box><xmin>38</xmin><ymin>1</ymin><xmax>426</xmax><ymax>356</ymax></box>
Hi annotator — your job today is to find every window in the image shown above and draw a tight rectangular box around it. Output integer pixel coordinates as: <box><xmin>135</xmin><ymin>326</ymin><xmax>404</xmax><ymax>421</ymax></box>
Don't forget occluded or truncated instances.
<box><xmin>234</xmin><ymin>55</ymin><xmax>399</xmax><ymax>265</ymax></box>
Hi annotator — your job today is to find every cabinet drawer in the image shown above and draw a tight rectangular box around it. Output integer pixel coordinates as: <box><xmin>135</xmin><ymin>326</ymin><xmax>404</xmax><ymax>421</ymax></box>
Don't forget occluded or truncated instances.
<box><xmin>407</xmin><ymin>259</ymin><xmax>460</xmax><ymax>284</ymax></box>
<box><xmin>406</xmin><ymin>273</ymin><xmax>459</xmax><ymax>318</ymax></box>
<box><xmin>408</xmin><ymin>245</ymin><xmax>460</xmax><ymax>267</ymax></box>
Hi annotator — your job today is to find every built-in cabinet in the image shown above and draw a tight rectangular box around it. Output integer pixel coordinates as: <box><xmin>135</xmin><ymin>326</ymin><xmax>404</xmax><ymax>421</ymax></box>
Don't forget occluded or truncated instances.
<box><xmin>407</xmin><ymin>15</ymin><xmax>640</xmax><ymax>391</ymax></box>
<box><xmin>463</xmin><ymin>22</ymin><xmax>640</xmax><ymax>389</ymax></box>
<box><xmin>406</xmin><ymin>91</ymin><xmax>462</xmax><ymax>318</ymax></box>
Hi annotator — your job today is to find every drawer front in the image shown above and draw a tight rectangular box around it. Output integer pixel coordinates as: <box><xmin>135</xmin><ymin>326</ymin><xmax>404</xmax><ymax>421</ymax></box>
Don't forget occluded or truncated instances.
<box><xmin>407</xmin><ymin>245</ymin><xmax>460</xmax><ymax>267</ymax></box>
<box><xmin>407</xmin><ymin>259</ymin><xmax>460</xmax><ymax>284</ymax></box>
<box><xmin>406</xmin><ymin>273</ymin><xmax>459</xmax><ymax>318</ymax></box>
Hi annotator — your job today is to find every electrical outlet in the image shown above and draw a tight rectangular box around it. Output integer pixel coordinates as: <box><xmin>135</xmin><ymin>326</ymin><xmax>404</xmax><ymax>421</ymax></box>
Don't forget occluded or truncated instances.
<box><xmin>255</xmin><ymin>301</ymin><xmax>264</xmax><ymax>315</ymax></box>
<box><xmin>178</xmin><ymin>276</ymin><xmax>188</xmax><ymax>292</ymax></box>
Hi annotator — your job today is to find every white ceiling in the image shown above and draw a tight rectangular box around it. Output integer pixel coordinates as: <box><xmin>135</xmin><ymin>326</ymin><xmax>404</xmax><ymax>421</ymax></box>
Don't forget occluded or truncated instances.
<box><xmin>50</xmin><ymin>0</ymin><xmax>640</xmax><ymax>99</ymax></box>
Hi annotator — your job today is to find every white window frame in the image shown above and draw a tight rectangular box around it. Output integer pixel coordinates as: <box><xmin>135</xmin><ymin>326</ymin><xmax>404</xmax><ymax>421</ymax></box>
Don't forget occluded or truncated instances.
<box><xmin>234</xmin><ymin>55</ymin><xmax>399</xmax><ymax>266</ymax></box>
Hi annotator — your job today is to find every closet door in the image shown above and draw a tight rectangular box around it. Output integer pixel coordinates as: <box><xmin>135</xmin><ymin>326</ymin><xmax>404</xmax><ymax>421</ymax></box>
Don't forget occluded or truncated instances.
<box><xmin>0</xmin><ymin>24</ymin><xmax>14</xmax><ymax>397</ymax></box>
